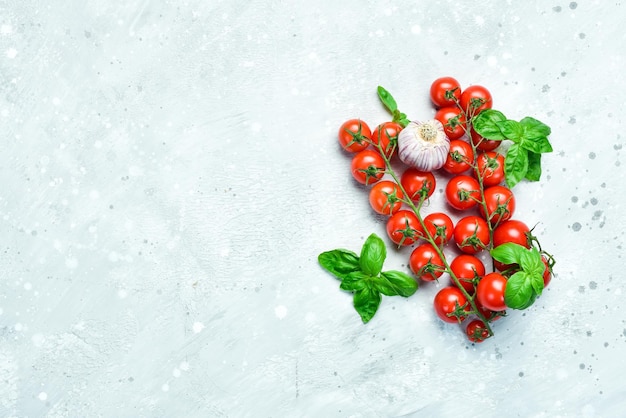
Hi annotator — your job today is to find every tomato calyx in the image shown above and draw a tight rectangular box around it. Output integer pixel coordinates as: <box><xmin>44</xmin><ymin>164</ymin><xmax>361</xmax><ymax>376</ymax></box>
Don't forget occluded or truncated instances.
<box><xmin>357</xmin><ymin>165</ymin><xmax>385</xmax><ymax>185</ymax></box>
<box><xmin>447</xmin><ymin>300</ymin><xmax>470</xmax><ymax>323</ymax></box>
<box><xmin>343</xmin><ymin>121</ymin><xmax>370</xmax><ymax>149</ymax></box>
<box><xmin>390</xmin><ymin>219</ymin><xmax>422</xmax><ymax>248</ymax></box>
<box><xmin>444</xmin><ymin>87</ymin><xmax>460</xmax><ymax>102</ymax></box>
<box><xmin>460</xmin><ymin>234</ymin><xmax>488</xmax><ymax>253</ymax></box>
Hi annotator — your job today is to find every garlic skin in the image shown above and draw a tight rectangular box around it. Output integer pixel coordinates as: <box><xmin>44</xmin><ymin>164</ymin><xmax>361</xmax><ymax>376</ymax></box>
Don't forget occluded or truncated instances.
<box><xmin>398</xmin><ymin>119</ymin><xmax>450</xmax><ymax>172</ymax></box>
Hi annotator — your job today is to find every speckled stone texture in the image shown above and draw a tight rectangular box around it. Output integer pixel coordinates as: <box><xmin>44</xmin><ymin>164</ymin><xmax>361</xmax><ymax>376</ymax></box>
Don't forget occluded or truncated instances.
<box><xmin>0</xmin><ymin>1</ymin><xmax>624</xmax><ymax>417</ymax></box>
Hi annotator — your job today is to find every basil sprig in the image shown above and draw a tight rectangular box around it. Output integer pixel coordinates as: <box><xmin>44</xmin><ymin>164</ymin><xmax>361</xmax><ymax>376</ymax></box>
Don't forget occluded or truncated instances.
<box><xmin>318</xmin><ymin>233</ymin><xmax>418</xmax><ymax>323</ymax></box>
<box><xmin>377</xmin><ymin>86</ymin><xmax>410</xmax><ymax>128</ymax></box>
<box><xmin>491</xmin><ymin>243</ymin><xmax>546</xmax><ymax>310</ymax></box>
<box><xmin>473</xmin><ymin>110</ymin><xmax>553</xmax><ymax>188</ymax></box>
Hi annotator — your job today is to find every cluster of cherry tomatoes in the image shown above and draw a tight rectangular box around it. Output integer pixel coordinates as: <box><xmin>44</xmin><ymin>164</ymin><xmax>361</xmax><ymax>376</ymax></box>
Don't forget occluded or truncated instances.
<box><xmin>337</xmin><ymin>77</ymin><xmax>552</xmax><ymax>343</ymax></box>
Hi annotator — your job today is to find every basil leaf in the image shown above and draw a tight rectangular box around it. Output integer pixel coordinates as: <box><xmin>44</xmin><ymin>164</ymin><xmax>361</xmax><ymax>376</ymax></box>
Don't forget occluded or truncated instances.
<box><xmin>491</xmin><ymin>242</ymin><xmax>527</xmax><ymax>265</ymax></box>
<box><xmin>376</xmin><ymin>270</ymin><xmax>418</xmax><ymax>297</ymax></box>
<box><xmin>520</xmin><ymin>136</ymin><xmax>553</xmax><ymax>154</ymax></box>
<box><xmin>525</xmin><ymin>151</ymin><xmax>542</xmax><ymax>181</ymax></box>
<box><xmin>359</xmin><ymin>233</ymin><xmax>387</xmax><ymax>276</ymax></box>
<box><xmin>504</xmin><ymin>271</ymin><xmax>537</xmax><ymax>310</ymax></box>
<box><xmin>339</xmin><ymin>271</ymin><xmax>369</xmax><ymax>292</ymax></box>
<box><xmin>519</xmin><ymin>247</ymin><xmax>544</xmax><ymax>276</ymax></box>
<box><xmin>530</xmin><ymin>272</ymin><xmax>545</xmax><ymax>297</ymax></box>
<box><xmin>472</xmin><ymin>109</ymin><xmax>507</xmax><ymax>140</ymax></box>
<box><xmin>318</xmin><ymin>249</ymin><xmax>360</xmax><ymax>280</ymax></box>
<box><xmin>504</xmin><ymin>143</ymin><xmax>529</xmax><ymax>188</ymax></box>
<box><xmin>353</xmin><ymin>287</ymin><xmax>382</xmax><ymax>323</ymax></box>
<box><xmin>497</xmin><ymin>119</ymin><xmax>524</xmax><ymax>142</ymax></box>
<box><xmin>520</xmin><ymin>116</ymin><xmax>551</xmax><ymax>140</ymax></box>
<box><xmin>377</xmin><ymin>86</ymin><xmax>398</xmax><ymax>112</ymax></box>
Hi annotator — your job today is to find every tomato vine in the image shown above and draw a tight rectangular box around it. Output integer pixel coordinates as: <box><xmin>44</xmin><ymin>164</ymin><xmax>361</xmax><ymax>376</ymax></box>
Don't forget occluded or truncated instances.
<box><xmin>319</xmin><ymin>78</ymin><xmax>556</xmax><ymax>343</ymax></box>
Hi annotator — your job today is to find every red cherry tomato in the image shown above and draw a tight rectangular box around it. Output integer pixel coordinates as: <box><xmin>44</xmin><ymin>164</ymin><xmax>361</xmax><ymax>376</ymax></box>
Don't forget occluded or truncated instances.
<box><xmin>369</xmin><ymin>180</ymin><xmax>404</xmax><ymax>215</ymax></box>
<box><xmin>424</xmin><ymin>212</ymin><xmax>454</xmax><ymax>245</ymax></box>
<box><xmin>443</xmin><ymin>139</ymin><xmax>475</xmax><ymax>175</ymax></box>
<box><xmin>460</xmin><ymin>85</ymin><xmax>492</xmax><ymax>117</ymax></box>
<box><xmin>493</xmin><ymin>220</ymin><xmax>531</xmax><ymax>249</ymax></box>
<box><xmin>454</xmin><ymin>215</ymin><xmax>490</xmax><ymax>254</ymax></box>
<box><xmin>350</xmin><ymin>150</ymin><xmax>385</xmax><ymax>185</ymax></box>
<box><xmin>434</xmin><ymin>107</ymin><xmax>467</xmax><ymax>140</ymax></box>
<box><xmin>371</xmin><ymin>122</ymin><xmax>402</xmax><ymax>158</ymax></box>
<box><xmin>445</xmin><ymin>175</ymin><xmax>481</xmax><ymax>210</ymax></box>
<box><xmin>466</xmin><ymin>319</ymin><xmax>490</xmax><ymax>343</ymax></box>
<box><xmin>449</xmin><ymin>254</ymin><xmax>485</xmax><ymax>294</ymax></box>
<box><xmin>470</xmin><ymin>127</ymin><xmax>501</xmax><ymax>152</ymax></box>
<box><xmin>338</xmin><ymin>119</ymin><xmax>372</xmax><ymax>152</ymax></box>
<box><xmin>386</xmin><ymin>210</ymin><xmax>423</xmax><ymax>246</ymax></box>
<box><xmin>479</xmin><ymin>186</ymin><xmax>516</xmax><ymax>225</ymax></box>
<box><xmin>433</xmin><ymin>286</ymin><xmax>469</xmax><ymax>323</ymax></box>
<box><xmin>400</xmin><ymin>168</ymin><xmax>436</xmax><ymax>201</ymax></box>
<box><xmin>409</xmin><ymin>243</ymin><xmax>445</xmax><ymax>281</ymax></box>
<box><xmin>476</xmin><ymin>272</ymin><xmax>507</xmax><ymax>312</ymax></box>
<box><xmin>430</xmin><ymin>76</ymin><xmax>462</xmax><ymax>108</ymax></box>
<box><xmin>475</xmin><ymin>151</ymin><xmax>505</xmax><ymax>187</ymax></box>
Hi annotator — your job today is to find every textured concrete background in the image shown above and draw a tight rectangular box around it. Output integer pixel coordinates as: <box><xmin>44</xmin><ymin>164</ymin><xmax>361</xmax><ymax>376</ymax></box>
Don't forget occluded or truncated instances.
<box><xmin>1</xmin><ymin>1</ymin><xmax>625</xmax><ymax>417</ymax></box>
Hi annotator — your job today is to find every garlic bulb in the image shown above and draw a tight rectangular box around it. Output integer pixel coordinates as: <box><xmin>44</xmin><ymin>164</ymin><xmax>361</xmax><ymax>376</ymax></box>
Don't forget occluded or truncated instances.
<box><xmin>398</xmin><ymin>120</ymin><xmax>450</xmax><ymax>172</ymax></box>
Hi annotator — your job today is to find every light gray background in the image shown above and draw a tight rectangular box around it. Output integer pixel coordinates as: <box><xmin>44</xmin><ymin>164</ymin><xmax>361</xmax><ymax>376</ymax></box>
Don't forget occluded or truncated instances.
<box><xmin>1</xmin><ymin>1</ymin><xmax>624</xmax><ymax>417</ymax></box>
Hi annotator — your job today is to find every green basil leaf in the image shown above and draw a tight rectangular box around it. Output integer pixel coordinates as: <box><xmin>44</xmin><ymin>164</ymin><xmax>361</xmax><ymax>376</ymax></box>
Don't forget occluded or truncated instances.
<box><xmin>504</xmin><ymin>271</ymin><xmax>537</xmax><ymax>310</ymax></box>
<box><xmin>377</xmin><ymin>86</ymin><xmax>398</xmax><ymax>112</ymax></box>
<box><xmin>504</xmin><ymin>143</ymin><xmax>529</xmax><ymax>188</ymax></box>
<box><xmin>339</xmin><ymin>271</ymin><xmax>369</xmax><ymax>292</ymax></box>
<box><xmin>525</xmin><ymin>151</ymin><xmax>542</xmax><ymax>181</ymax></box>
<box><xmin>318</xmin><ymin>249</ymin><xmax>360</xmax><ymax>280</ymax></box>
<box><xmin>520</xmin><ymin>116</ymin><xmax>551</xmax><ymax>139</ymax></box>
<box><xmin>353</xmin><ymin>287</ymin><xmax>382</xmax><ymax>323</ymax></box>
<box><xmin>472</xmin><ymin>109</ymin><xmax>507</xmax><ymax>140</ymax></box>
<box><xmin>519</xmin><ymin>247</ymin><xmax>544</xmax><ymax>276</ymax></box>
<box><xmin>359</xmin><ymin>233</ymin><xmax>387</xmax><ymax>276</ymax></box>
<box><xmin>530</xmin><ymin>272</ymin><xmax>545</xmax><ymax>297</ymax></box>
<box><xmin>520</xmin><ymin>136</ymin><xmax>553</xmax><ymax>154</ymax></box>
<box><xmin>491</xmin><ymin>242</ymin><xmax>527</xmax><ymax>265</ymax></box>
<box><xmin>497</xmin><ymin>119</ymin><xmax>524</xmax><ymax>142</ymax></box>
<box><xmin>376</xmin><ymin>270</ymin><xmax>418</xmax><ymax>297</ymax></box>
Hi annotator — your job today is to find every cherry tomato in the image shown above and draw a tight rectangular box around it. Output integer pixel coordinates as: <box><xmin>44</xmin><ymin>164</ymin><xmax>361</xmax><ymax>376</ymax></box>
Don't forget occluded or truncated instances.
<box><xmin>454</xmin><ymin>215</ymin><xmax>490</xmax><ymax>254</ymax></box>
<box><xmin>445</xmin><ymin>175</ymin><xmax>481</xmax><ymax>210</ymax></box>
<box><xmin>371</xmin><ymin>121</ymin><xmax>402</xmax><ymax>158</ymax></box>
<box><xmin>449</xmin><ymin>254</ymin><xmax>485</xmax><ymax>294</ymax></box>
<box><xmin>493</xmin><ymin>220</ymin><xmax>531</xmax><ymax>249</ymax></box>
<box><xmin>386</xmin><ymin>210</ymin><xmax>423</xmax><ymax>247</ymax></box>
<box><xmin>409</xmin><ymin>243</ymin><xmax>445</xmax><ymax>281</ymax></box>
<box><xmin>338</xmin><ymin>119</ymin><xmax>372</xmax><ymax>153</ymax></box>
<box><xmin>434</xmin><ymin>107</ymin><xmax>467</xmax><ymax>140</ymax></box>
<box><xmin>350</xmin><ymin>150</ymin><xmax>385</xmax><ymax>185</ymax></box>
<box><xmin>424</xmin><ymin>212</ymin><xmax>454</xmax><ymax>245</ymax></box>
<box><xmin>430</xmin><ymin>76</ymin><xmax>462</xmax><ymax>108</ymax></box>
<box><xmin>476</xmin><ymin>272</ymin><xmax>507</xmax><ymax>312</ymax></box>
<box><xmin>443</xmin><ymin>139</ymin><xmax>475</xmax><ymax>175</ymax></box>
<box><xmin>475</xmin><ymin>151</ymin><xmax>505</xmax><ymax>187</ymax></box>
<box><xmin>470</xmin><ymin>127</ymin><xmax>501</xmax><ymax>152</ymax></box>
<box><xmin>479</xmin><ymin>186</ymin><xmax>516</xmax><ymax>225</ymax></box>
<box><xmin>369</xmin><ymin>180</ymin><xmax>404</xmax><ymax>215</ymax></box>
<box><xmin>466</xmin><ymin>319</ymin><xmax>490</xmax><ymax>343</ymax></box>
<box><xmin>433</xmin><ymin>286</ymin><xmax>469</xmax><ymax>323</ymax></box>
<box><xmin>460</xmin><ymin>85</ymin><xmax>492</xmax><ymax>117</ymax></box>
<box><xmin>400</xmin><ymin>168</ymin><xmax>436</xmax><ymax>201</ymax></box>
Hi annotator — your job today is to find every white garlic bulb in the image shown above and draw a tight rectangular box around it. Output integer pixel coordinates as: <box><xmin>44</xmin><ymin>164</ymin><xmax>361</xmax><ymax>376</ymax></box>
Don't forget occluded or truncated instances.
<box><xmin>398</xmin><ymin>120</ymin><xmax>450</xmax><ymax>172</ymax></box>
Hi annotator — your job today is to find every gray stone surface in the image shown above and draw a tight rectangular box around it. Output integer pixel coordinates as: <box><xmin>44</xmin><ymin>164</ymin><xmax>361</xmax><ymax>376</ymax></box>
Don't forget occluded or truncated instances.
<box><xmin>0</xmin><ymin>1</ymin><xmax>624</xmax><ymax>416</ymax></box>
